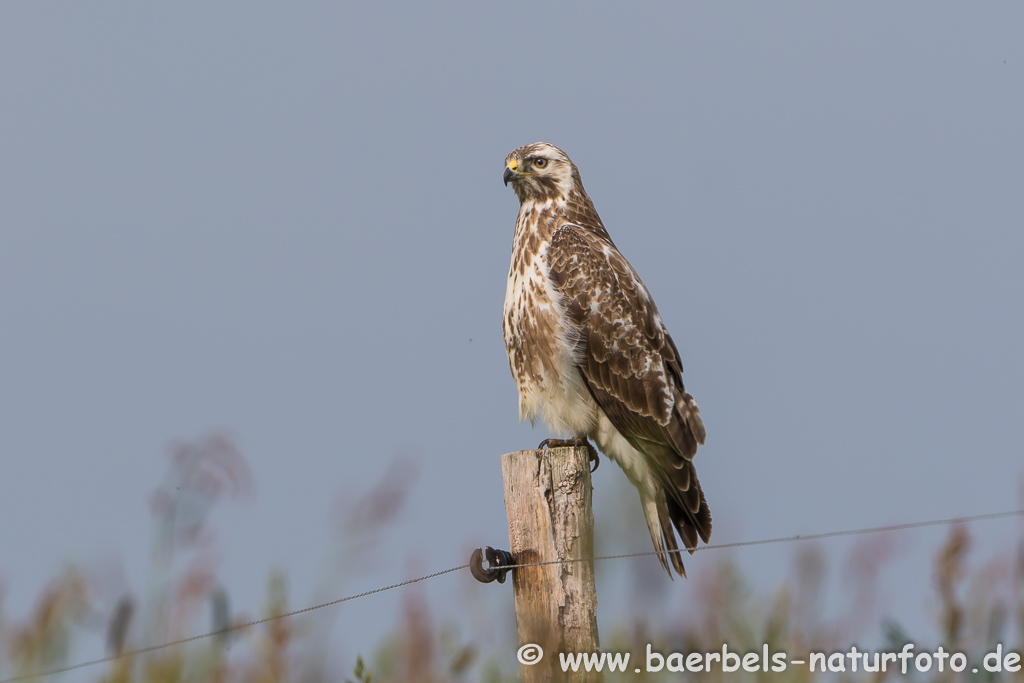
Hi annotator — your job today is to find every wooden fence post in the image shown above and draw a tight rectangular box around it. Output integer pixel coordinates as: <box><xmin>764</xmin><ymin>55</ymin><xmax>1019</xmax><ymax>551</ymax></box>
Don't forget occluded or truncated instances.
<box><xmin>501</xmin><ymin>446</ymin><xmax>602</xmax><ymax>682</ymax></box>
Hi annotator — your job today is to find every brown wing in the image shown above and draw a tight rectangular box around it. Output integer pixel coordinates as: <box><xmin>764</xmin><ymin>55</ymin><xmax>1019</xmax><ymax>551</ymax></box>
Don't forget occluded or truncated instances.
<box><xmin>546</xmin><ymin>224</ymin><xmax>712</xmax><ymax>550</ymax></box>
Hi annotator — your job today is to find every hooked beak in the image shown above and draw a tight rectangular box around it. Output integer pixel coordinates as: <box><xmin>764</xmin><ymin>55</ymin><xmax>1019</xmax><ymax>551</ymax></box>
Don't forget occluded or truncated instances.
<box><xmin>503</xmin><ymin>166</ymin><xmax>517</xmax><ymax>186</ymax></box>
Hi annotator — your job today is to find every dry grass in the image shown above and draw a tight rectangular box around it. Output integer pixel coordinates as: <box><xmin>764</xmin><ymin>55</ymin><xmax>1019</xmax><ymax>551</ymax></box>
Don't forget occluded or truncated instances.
<box><xmin>1</xmin><ymin>437</ymin><xmax>1021</xmax><ymax>682</ymax></box>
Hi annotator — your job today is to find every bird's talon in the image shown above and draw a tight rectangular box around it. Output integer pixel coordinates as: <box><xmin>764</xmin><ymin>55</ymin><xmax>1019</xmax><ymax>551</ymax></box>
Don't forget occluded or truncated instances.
<box><xmin>579</xmin><ymin>440</ymin><xmax>600</xmax><ymax>473</ymax></box>
<box><xmin>538</xmin><ymin>438</ymin><xmax>600</xmax><ymax>471</ymax></box>
<box><xmin>538</xmin><ymin>437</ymin><xmax>574</xmax><ymax>450</ymax></box>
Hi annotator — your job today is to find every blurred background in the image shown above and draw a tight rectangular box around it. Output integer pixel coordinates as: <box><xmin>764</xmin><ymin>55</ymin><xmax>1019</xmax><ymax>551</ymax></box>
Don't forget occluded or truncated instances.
<box><xmin>1</xmin><ymin>2</ymin><xmax>1022</xmax><ymax>680</ymax></box>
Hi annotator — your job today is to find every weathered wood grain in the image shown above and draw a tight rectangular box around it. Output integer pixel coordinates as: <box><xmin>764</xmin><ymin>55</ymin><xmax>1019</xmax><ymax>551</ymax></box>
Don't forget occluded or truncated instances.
<box><xmin>501</xmin><ymin>447</ymin><xmax>602</xmax><ymax>683</ymax></box>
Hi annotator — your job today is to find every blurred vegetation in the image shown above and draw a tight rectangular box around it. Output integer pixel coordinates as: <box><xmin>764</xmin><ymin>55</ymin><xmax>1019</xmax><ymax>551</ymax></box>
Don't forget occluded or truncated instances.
<box><xmin>1</xmin><ymin>436</ymin><xmax>1021</xmax><ymax>682</ymax></box>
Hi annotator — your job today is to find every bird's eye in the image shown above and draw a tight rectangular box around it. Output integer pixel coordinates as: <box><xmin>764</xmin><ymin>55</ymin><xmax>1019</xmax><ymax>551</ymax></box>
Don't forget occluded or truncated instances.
<box><xmin>533</xmin><ymin>158</ymin><xmax>548</xmax><ymax>169</ymax></box>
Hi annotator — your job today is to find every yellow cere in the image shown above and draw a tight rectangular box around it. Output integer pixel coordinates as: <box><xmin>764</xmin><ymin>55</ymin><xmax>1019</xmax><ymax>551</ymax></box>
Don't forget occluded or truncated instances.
<box><xmin>507</xmin><ymin>160</ymin><xmax>518</xmax><ymax>171</ymax></box>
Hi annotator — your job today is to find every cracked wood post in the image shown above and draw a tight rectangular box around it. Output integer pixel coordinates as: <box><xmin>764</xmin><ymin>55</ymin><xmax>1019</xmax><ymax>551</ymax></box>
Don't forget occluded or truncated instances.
<box><xmin>502</xmin><ymin>446</ymin><xmax>602</xmax><ymax>683</ymax></box>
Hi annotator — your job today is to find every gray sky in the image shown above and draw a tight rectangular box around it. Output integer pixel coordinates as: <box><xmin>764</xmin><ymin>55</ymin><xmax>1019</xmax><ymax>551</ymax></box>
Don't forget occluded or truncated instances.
<box><xmin>2</xmin><ymin>2</ymin><xmax>1022</xmax><ymax>677</ymax></box>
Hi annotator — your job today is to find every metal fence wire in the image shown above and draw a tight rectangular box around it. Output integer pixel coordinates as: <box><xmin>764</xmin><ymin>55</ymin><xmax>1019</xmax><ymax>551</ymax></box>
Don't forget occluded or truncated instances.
<box><xmin>2</xmin><ymin>508</ymin><xmax>1023</xmax><ymax>682</ymax></box>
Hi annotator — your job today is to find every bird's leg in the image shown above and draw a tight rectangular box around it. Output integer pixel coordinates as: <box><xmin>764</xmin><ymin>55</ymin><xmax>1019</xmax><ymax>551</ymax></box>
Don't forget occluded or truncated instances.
<box><xmin>538</xmin><ymin>437</ymin><xmax>600</xmax><ymax>473</ymax></box>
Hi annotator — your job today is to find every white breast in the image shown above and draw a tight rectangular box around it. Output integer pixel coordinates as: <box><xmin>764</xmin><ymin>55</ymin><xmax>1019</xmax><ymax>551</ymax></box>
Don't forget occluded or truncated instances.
<box><xmin>503</xmin><ymin>214</ymin><xmax>598</xmax><ymax>438</ymax></box>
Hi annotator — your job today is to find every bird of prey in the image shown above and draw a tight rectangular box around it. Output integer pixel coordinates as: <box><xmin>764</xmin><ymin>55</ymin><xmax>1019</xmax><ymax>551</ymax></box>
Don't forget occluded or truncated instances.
<box><xmin>502</xmin><ymin>142</ymin><xmax>710</xmax><ymax>577</ymax></box>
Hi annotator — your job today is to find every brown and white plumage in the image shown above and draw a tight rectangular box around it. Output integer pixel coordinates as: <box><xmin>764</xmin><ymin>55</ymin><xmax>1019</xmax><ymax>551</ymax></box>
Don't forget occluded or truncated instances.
<box><xmin>502</xmin><ymin>142</ymin><xmax>710</xmax><ymax>576</ymax></box>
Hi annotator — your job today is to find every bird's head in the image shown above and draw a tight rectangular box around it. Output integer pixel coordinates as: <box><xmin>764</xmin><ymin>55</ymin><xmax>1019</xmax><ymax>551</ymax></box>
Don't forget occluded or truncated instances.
<box><xmin>503</xmin><ymin>142</ymin><xmax>579</xmax><ymax>203</ymax></box>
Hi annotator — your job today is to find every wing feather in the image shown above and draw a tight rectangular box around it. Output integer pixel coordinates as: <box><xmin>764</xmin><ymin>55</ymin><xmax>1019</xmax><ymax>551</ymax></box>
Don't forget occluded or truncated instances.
<box><xmin>547</xmin><ymin>224</ymin><xmax>712</xmax><ymax>547</ymax></box>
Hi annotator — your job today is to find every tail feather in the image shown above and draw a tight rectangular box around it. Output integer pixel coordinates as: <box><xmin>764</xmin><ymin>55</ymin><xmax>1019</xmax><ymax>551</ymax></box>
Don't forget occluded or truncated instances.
<box><xmin>593</xmin><ymin>388</ymin><xmax>711</xmax><ymax>578</ymax></box>
<box><xmin>641</xmin><ymin>493</ymin><xmax>687</xmax><ymax>577</ymax></box>
<box><xmin>644</xmin><ymin>470</ymin><xmax>712</xmax><ymax>577</ymax></box>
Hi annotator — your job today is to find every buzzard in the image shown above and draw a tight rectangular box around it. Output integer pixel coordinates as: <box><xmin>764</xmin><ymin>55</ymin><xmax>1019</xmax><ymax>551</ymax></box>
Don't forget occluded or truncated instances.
<box><xmin>502</xmin><ymin>142</ymin><xmax>710</xmax><ymax>576</ymax></box>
